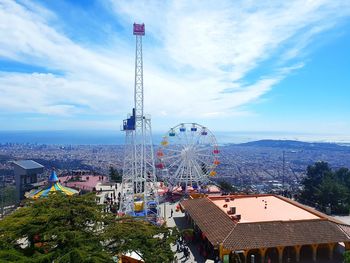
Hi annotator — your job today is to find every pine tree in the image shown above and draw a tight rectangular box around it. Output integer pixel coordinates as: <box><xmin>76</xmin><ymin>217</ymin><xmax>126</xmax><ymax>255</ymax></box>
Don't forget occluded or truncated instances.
<box><xmin>0</xmin><ymin>193</ymin><xmax>176</xmax><ymax>263</ymax></box>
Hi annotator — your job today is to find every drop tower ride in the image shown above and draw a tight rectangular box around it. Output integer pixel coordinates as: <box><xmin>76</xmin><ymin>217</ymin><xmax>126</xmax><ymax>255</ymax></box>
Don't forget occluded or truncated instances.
<box><xmin>119</xmin><ymin>23</ymin><xmax>159</xmax><ymax>223</ymax></box>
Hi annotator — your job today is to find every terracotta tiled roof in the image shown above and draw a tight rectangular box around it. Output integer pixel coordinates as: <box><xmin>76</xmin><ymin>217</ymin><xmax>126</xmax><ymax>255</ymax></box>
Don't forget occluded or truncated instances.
<box><xmin>223</xmin><ymin>220</ymin><xmax>350</xmax><ymax>250</ymax></box>
<box><xmin>337</xmin><ymin>223</ymin><xmax>350</xmax><ymax>239</ymax></box>
<box><xmin>181</xmin><ymin>196</ymin><xmax>350</xmax><ymax>251</ymax></box>
<box><xmin>181</xmin><ymin>198</ymin><xmax>236</xmax><ymax>245</ymax></box>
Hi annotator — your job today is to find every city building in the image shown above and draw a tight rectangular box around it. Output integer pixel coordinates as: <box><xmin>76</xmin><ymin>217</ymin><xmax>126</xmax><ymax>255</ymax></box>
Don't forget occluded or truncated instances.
<box><xmin>13</xmin><ymin>160</ymin><xmax>44</xmax><ymax>202</ymax></box>
<box><xmin>180</xmin><ymin>194</ymin><xmax>350</xmax><ymax>263</ymax></box>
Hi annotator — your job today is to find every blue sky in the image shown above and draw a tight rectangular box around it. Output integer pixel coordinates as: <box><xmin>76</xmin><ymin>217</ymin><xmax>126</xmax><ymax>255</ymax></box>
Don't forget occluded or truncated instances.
<box><xmin>0</xmin><ymin>0</ymin><xmax>350</xmax><ymax>141</ymax></box>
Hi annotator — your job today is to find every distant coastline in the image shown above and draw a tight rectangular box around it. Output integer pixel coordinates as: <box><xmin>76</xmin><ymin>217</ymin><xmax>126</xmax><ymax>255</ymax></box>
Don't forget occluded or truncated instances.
<box><xmin>0</xmin><ymin>130</ymin><xmax>349</xmax><ymax>145</ymax></box>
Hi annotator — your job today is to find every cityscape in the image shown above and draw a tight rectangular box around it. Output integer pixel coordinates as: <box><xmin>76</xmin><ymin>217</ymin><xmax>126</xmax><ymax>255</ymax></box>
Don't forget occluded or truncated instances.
<box><xmin>1</xmin><ymin>0</ymin><xmax>350</xmax><ymax>263</ymax></box>
<box><xmin>1</xmin><ymin>140</ymin><xmax>350</xmax><ymax>192</ymax></box>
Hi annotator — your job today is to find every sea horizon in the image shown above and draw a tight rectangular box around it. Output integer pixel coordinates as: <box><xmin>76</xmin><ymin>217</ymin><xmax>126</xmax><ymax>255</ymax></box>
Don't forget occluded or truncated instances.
<box><xmin>0</xmin><ymin>130</ymin><xmax>349</xmax><ymax>145</ymax></box>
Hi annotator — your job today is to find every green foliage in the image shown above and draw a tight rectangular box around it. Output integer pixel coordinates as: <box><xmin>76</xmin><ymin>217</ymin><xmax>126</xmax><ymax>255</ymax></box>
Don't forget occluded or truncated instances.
<box><xmin>299</xmin><ymin>161</ymin><xmax>331</xmax><ymax>204</ymax></box>
<box><xmin>1</xmin><ymin>185</ymin><xmax>16</xmax><ymax>206</ymax></box>
<box><xmin>218</xmin><ymin>180</ymin><xmax>236</xmax><ymax>194</ymax></box>
<box><xmin>109</xmin><ymin>167</ymin><xmax>122</xmax><ymax>183</ymax></box>
<box><xmin>298</xmin><ymin>161</ymin><xmax>350</xmax><ymax>214</ymax></box>
<box><xmin>0</xmin><ymin>193</ymin><xmax>110</xmax><ymax>263</ymax></box>
<box><xmin>345</xmin><ymin>250</ymin><xmax>350</xmax><ymax>263</ymax></box>
<box><xmin>0</xmin><ymin>193</ymin><xmax>176</xmax><ymax>263</ymax></box>
<box><xmin>104</xmin><ymin>218</ymin><xmax>178</xmax><ymax>263</ymax></box>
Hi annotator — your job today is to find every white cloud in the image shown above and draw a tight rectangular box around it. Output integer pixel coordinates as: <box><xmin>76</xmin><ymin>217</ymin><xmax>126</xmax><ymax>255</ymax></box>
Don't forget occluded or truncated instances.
<box><xmin>110</xmin><ymin>0</ymin><xmax>350</xmax><ymax>120</ymax></box>
<box><xmin>0</xmin><ymin>0</ymin><xmax>349</xmax><ymax>130</ymax></box>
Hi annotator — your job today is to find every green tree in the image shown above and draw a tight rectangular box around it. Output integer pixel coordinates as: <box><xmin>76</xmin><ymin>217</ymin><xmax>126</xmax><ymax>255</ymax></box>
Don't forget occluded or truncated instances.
<box><xmin>299</xmin><ymin>161</ymin><xmax>331</xmax><ymax>205</ymax></box>
<box><xmin>0</xmin><ymin>193</ymin><xmax>111</xmax><ymax>263</ymax></box>
<box><xmin>345</xmin><ymin>250</ymin><xmax>350</xmax><ymax>263</ymax></box>
<box><xmin>299</xmin><ymin>161</ymin><xmax>350</xmax><ymax>215</ymax></box>
<box><xmin>2</xmin><ymin>186</ymin><xmax>16</xmax><ymax>206</ymax></box>
<box><xmin>0</xmin><ymin>193</ymin><xmax>176</xmax><ymax>263</ymax></box>
<box><xmin>218</xmin><ymin>180</ymin><xmax>236</xmax><ymax>194</ymax></box>
<box><xmin>104</xmin><ymin>218</ymin><xmax>177</xmax><ymax>263</ymax></box>
<box><xmin>315</xmin><ymin>173</ymin><xmax>349</xmax><ymax>214</ymax></box>
<box><xmin>109</xmin><ymin>167</ymin><xmax>122</xmax><ymax>183</ymax></box>
<box><xmin>335</xmin><ymin>167</ymin><xmax>350</xmax><ymax>189</ymax></box>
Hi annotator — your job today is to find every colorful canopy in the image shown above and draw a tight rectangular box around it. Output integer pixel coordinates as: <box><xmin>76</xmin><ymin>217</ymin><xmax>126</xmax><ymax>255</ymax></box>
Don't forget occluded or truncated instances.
<box><xmin>26</xmin><ymin>171</ymin><xmax>79</xmax><ymax>199</ymax></box>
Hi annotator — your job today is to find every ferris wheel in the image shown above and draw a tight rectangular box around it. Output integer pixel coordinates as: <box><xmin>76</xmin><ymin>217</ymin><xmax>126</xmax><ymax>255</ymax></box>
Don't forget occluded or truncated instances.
<box><xmin>156</xmin><ymin>123</ymin><xmax>219</xmax><ymax>188</ymax></box>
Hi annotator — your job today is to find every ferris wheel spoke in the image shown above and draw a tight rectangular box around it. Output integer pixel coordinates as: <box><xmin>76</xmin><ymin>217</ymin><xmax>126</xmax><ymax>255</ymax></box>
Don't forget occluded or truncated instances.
<box><xmin>178</xmin><ymin>131</ymin><xmax>189</xmax><ymax>147</ymax></box>
<box><xmin>183</xmin><ymin>132</ymin><xmax>191</xmax><ymax>147</ymax></box>
<box><xmin>194</xmin><ymin>147</ymin><xmax>213</xmax><ymax>153</ymax></box>
<box><xmin>196</xmin><ymin>156</ymin><xmax>214</xmax><ymax>164</ymax></box>
<box><xmin>164</xmin><ymin>148</ymin><xmax>182</xmax><ymax>153</ymax></box>
<box><xmin>176</xmin><ymin>130</ymin><xmax>186</xmax><ymax>144</ymax></box>
<box><xmin>197</xmin><ymin>153</ymin><xmax>214</xmax><ymax>158</ymax></box>
<box><xmin>167</xmin><ymin>157</ymin><xmax>183</xmax><ymax>169</ymax></box>
<box><xmin>161</xmin><ymin>153</ymin><xmax>182</xmax><ymax>161</ymax></box>
<box><xmin>190</xmin><ymin>159</ymin><xmax>203</xmax><ymax>179</ymax></box>
<box><xmin>188</xmin><ymin>126</ymin><xmax>195</xmax><ymax>145</ymax></box>
<box><xmin>174</xmin><ymin>160</ymin><xmax>185</xmax><ymax>180</ymax></box>
<box><xmin>192</xmin><ymin>130</ymin><xmax>202</xmax><ymax>146</ymax></box>
<box><xmin>194</xmin><ymin>156</ymin><xmax>213</xmax><ymax>170</ymax></box>
<box><xmin>179</xmin><ymin>163</ymin><xmax>186</xmax><ymax>184</ymax></box>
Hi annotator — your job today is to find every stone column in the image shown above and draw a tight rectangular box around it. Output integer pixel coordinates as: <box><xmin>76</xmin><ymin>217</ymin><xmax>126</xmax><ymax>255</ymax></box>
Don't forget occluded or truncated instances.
<box><xmin>311</xmin><ymin>244</ymin><xmax>318</xmax><ymax>262</ymax></box>
<box><xmin>277</xmin><ymin>246</ymin><xmax>284</xmax><ymax>263</ymax></box>
<box><xmin>328</xmin><ymin>243</ymin><xmax>336</xmax><ymax>260</ymax></box>
<box><xmin>259</xmin><ymin>248</ymin><xmax>267</xmax><ymax>263</ymax></box>
<box><xmin>243</xmin><ymin>250</ymin><xmax>248</xmax><ymax>263</ymax></box>
<box><xmin>294</xmin><ymin>245</ymin><xmax>302</xmax><ymax>262</ymax></box>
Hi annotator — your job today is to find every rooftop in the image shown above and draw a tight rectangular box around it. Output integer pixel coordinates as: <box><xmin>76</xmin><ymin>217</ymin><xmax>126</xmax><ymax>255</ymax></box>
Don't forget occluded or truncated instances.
<box><xmin>180</xmin><ymin>194</ymin><xmax>350</xmax><ymax>250</ymax></box>
<box><xmin>222</xmin><ymin>219</ymin><xmax>349</xmax><ymax>250</ymax></box>
<box><xmin>59</xmin><ymin>175</ymin><xmax>106</xmax><ymax>191</ymax></box>
<box><xmin>181</xmin><ymin>197</ymin><xmax>236</xmax><ymax>245</ymax></box>
<box><xmin>210</xmin><ymin>194</ymin><xmax>320</xmax><ymax>223</ymax></box>
<box><xmin>13</xmin><ymin>160</ymin><xmax>44</xmax><ymax>170</ymax></box>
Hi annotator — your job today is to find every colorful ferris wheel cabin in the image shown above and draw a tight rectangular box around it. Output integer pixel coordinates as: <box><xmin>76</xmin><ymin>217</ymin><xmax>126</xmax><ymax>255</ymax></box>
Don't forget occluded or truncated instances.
<box><xmin>209</xmin><ymin>171</ymin><xmax>217</xmax><ymax>176</ymax></box>
<box><xmin>156</xmin><ymin>163</ymin><xmax>164</xmax><ymax>169</ymax></box>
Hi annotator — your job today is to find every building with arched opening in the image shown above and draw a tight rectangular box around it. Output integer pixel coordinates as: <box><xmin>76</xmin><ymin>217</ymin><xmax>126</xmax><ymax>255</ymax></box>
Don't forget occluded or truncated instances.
<box><xmin>180</xmin><ymin>194</ymin><xmax>350</xmax><ymax>263</ymax></box>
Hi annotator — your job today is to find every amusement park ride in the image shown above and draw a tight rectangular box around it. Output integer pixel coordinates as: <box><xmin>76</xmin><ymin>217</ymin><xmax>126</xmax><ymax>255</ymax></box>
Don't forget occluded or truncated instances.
<box><xmin>119</xmin><ymin>23</ymin><xmax>159</xmax><ymax>222</ymax></box>
<box><xmin>119</xmin><ymin>23</ymin><xmax>219</xmax><ymax>223</ymax></box>
<box><xmin>156</xmin><ymin>123</ymin><xmax>219</xmax><ymax>190</ymax></box>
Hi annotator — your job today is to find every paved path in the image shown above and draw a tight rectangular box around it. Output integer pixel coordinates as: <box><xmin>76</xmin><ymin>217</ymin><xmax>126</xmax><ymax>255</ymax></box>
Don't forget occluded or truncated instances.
<box><xmin>164</xmin><ymin>201</ymin><xmax>210</xmax><ymax>263</ymax></box>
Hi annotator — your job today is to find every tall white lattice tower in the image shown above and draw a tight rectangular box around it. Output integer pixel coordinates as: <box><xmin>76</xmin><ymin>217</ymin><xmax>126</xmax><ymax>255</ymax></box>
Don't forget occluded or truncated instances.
<box><xmin>119</xmin><ymin>23</ymin><xmax>159</xmax><ymax>223</ymax></box>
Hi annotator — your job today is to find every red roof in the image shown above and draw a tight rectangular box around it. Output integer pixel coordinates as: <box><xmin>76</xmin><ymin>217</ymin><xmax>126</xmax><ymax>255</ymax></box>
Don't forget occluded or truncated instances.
<box><xmin>223</xmin><ymin>219</ymin><xmax>349</xmax><ymax>250</ymax></box>
<box><xmin>181</xmin><ymin>195</ymin><xmax>350</xmax><ymax>250</ymax></box>
<box><xmin>181</xmin><ymin>198</ymin><xmax>236</xmax><ymax>245</ymax></box>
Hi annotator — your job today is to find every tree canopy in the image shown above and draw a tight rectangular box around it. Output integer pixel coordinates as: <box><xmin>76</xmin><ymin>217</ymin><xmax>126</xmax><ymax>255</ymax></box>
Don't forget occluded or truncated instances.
<box><xmin>298</xmin><ymin>161</ymin><xmax>350</xmax><ymax>214</ymax></box>
<box><xmin>1</xmin><ymin>186</ymin><xmax>16</xmax><ymax>207</ymax></box>
<box><xmin>345</xmin><ymin>250</ymin><xmax>350</xmax><ymax>263</ymax></box>
<box><xmin>217</xmin><ymin>180</ymin><xmax>236</xmax><ymax>194</ymax></box>
<box><xmin>109</xmin><ymin>167</ymin><xmax>122</xmax><ymax>183</ymax></box>
<box><xmin>0</xmin><ymin>193</ymin><xmax>176</xmax><ymax>263</ymax></box>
